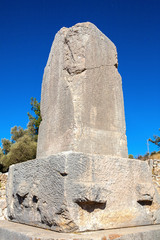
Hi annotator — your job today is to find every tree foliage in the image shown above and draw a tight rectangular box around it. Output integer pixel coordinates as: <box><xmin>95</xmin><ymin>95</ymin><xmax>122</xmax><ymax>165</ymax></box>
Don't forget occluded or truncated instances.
<box><xmin>1</xmin><ymin>135</ymin><xmax>37</xmax><ymax>172</ymax></box>
<box><xmin>149</xmin><ymin>129</ymin><xmax>160</xmax><ymax>148</ymax></box>
<box><xmin>1</xmin><ymin>139</ymin><xmax>12</xmax><ymax>155</ymax></box>
<box><xmin>128</xmin><ymin>154</ymin><xmax>134</xmax><ymax>159</ymax></box>
<box><xmin>11</xmin><ymin>126</ymin><xmax>27</xmax><ymax>143</ymax></box>
<box><xmin>27</xmin><ymin>97</ymin><xmax>42</xmax><ymax>139</ymax></box>
<box><xmin>0</xmin><ymin>148</ymin><xmax>3</xmax><ymax>158</ymax></box>
<box><xmin>0</xmin><ymin>97</ymin><xmax>41</xmax><ymax>172</ymax></box>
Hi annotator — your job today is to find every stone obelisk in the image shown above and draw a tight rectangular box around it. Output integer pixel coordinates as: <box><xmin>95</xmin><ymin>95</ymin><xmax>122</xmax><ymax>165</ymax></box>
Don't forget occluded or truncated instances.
<box><xmin>7</xmin><ymin>23</ymin><xmax>160</xmax><ymax>233</ymax></box>
<box><xmin>37</xmin><ymin>22</ymin><xmax>128</xmax><ymax>158</ymax></box>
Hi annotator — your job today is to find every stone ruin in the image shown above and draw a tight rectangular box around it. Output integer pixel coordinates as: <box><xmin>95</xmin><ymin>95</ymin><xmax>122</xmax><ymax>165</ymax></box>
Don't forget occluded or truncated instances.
<box><xmin>6</xmin><ymin>22</ymin><xmax>160</xmax><ymax>233</ymax></box>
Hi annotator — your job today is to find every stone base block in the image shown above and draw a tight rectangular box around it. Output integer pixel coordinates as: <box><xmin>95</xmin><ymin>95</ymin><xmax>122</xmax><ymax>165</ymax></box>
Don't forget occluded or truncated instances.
<box><xmin>1</xmin><ymin>221</ymin><xmax>160</xmax><ymax>240</ymax></box>
<box><xmin>6</xmin><ymin>152</ymin><xmax>160</xmax><ymax>232</ymax></box>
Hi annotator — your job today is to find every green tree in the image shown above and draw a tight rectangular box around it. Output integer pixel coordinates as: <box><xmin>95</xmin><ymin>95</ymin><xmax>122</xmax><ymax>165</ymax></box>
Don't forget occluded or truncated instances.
<box><xmin>1</xmin><ymin>138</ymin><xmax>12</xmax><ymax>155</ymax></box>
<box><xmin>1</xmin><ymin>135</ymin><xmax>37</xmax><ymax>172</ymax></box>
<box><xmin>0</xmin><ymin>147</ymin><xmax>3</xmax><ymax>158</ymax></box>
<box><xmin>11</xmin><ymin>126</ymin><xmax>27</xmax><ymax>143</ymax></box>
<box><xmin>0</xmin><ymin>97</ymin><xmax>41</xmax><ymax>172</ymax></box>
<box><xmin>27</xmin><ymin>97</ymin><xmax>41</xmax><ymax>140</ymax></box>
<box><xmin>128</xmin><ymin>154</ymin><xmax>134</xmax><ymax>159</ymax></box>
<box><xmin>149</xmin><ymin>130</ymin><xmax>160</xmax><ymax>148</ymax></box>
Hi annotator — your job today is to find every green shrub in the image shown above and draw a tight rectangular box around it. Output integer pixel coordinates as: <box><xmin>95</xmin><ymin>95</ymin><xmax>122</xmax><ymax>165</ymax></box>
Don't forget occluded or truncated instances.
<box><xmin>1</xmin><ymin>135</ymin><xmax>37</xmax><ymax>172</ymax></box>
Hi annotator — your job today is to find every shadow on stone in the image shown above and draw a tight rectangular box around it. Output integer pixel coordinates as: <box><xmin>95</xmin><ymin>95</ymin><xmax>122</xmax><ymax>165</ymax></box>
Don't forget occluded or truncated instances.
<box><xmin>32</xmin><ymin>195</ymin><xmax>38</xmax><ymax>203</ymax></box>
<box><xmin>137</xmin><ymin>200</ymin><xmax>153</xmax><ymax>206</ymax></box>
<box><xmin>75</xmin><ymin>200</ymin><xmax>106</xmax><ymax>213</ymax></box>
<box><xmin>16</xmin><ymin>193</ymin><xmax>28</xmax><ymax>205</ymax></box>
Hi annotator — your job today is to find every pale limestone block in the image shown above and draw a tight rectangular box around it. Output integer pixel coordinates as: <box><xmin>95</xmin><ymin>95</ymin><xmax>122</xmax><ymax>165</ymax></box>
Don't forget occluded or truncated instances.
<box><xmin>37</xmin><ymin>22</ymin><xmax>128</xmax><ymax>158</ymax></box>
<box><xmin>6</xmin><ymin>153</ymin><xmax>160</xmax><ymax>232</ymax></box>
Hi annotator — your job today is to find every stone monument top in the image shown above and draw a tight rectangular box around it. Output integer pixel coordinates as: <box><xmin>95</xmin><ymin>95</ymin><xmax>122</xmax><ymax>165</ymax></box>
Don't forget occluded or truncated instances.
<box><xmin>37</xmin><ymin>22</ymin><xmax>128</xmax><ymax>158</ymax></box>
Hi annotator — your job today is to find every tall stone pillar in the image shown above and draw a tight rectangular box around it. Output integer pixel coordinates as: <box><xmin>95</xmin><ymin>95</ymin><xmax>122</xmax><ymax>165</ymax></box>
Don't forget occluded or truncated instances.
<box><xmin>37</xmin><ymin>22</ymin><xmax>128</xmax><ymax>158</ymax></box>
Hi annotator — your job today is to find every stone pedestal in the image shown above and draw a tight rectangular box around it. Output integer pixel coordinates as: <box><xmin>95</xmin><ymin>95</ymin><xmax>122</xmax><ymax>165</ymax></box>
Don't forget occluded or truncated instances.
<box><xmin>7</xmin><ymin>152</ymin><xmax>160</xmax><ymax>232</ymax></box>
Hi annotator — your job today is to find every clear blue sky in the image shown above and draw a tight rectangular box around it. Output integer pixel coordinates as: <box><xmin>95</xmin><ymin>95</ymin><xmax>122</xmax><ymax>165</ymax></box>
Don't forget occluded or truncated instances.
<box><xmin>0</xmin><ymin>0</ymin><xmax>160</xmax><ymax>157</ymax></box>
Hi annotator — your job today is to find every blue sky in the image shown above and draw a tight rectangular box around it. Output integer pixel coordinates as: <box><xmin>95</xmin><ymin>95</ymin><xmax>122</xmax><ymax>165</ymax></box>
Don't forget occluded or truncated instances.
<box><xmin>0</xmin><ymin>0</ymin><xmax>160</xmax><ymax>157</ymax></box>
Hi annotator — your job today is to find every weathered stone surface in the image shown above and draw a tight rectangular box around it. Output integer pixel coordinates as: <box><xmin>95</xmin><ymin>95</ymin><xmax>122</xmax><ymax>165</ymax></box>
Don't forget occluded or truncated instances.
<box><xmin>6</xmin><ymin>152</ymin><xmax>160</xmax><ymax>232</ymax></box>
<box><xmin>0</xmin><ymin>173</ymin><xmax>8</xmax><ymax>220</ymax></box>
<box><xmin>1</xmin><ymin>221</ymin><xmax>160</xmax><ymax>240</ymax></box>
<box><xmin>37</xmin><ymin>22</ymin><xmax>128</xmax><ymax>159</ymax></box>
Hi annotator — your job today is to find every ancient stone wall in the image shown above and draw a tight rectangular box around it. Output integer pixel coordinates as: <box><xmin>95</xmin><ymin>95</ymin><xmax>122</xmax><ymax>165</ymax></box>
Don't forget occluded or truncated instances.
<box><xmin>148</xmin><ymin>159</ymin><xmax>160</xmax><ymax>195</ymax></box>
<box><xmin>0</xmin><ymin>173</ymin><xmax>7</xmax><ymax>220</ymax></box>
